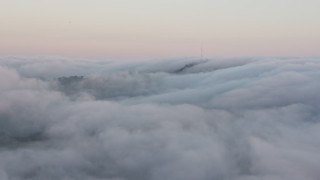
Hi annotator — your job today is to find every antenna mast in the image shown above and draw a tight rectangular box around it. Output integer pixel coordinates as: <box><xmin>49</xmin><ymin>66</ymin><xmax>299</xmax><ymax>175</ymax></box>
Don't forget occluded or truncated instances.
<box><xmin>200</xmin><ymin>43</ymin><xmax>203</xmax><ymax>59</ymax></box>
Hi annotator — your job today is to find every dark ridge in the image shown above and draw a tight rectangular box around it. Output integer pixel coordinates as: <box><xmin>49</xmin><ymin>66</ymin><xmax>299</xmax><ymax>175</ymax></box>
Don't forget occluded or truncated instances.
<box><xmin>174</xmin><ymin>60</ymin><xmax>208</xmax><ymax>74</ymax></box>
<box><xmin>58</xmin><ymin>75</ymin><xmax>84</xmax><ymax>86</ymax></box>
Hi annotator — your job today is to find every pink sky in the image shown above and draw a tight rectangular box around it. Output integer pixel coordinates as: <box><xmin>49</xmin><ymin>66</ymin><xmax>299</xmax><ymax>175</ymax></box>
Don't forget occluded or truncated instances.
<box><xmin>1</xmin><ymin>0</ymin><xmax>320</xmax><ymax>59</ymax></box>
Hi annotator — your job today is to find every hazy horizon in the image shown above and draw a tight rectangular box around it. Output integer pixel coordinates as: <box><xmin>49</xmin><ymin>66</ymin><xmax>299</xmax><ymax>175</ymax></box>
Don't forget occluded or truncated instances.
<box><xmin>1</xmin><ymin>0</ymin><xmax>320</xmax><ymax>59</ymax></box>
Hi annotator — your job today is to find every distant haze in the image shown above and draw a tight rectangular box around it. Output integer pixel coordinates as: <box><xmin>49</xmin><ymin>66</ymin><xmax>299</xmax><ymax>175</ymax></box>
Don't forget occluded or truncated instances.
<box><xmin>1</xmin><ymin>0</ymin><xmax>320</xmax><ymax>59</ymax></box>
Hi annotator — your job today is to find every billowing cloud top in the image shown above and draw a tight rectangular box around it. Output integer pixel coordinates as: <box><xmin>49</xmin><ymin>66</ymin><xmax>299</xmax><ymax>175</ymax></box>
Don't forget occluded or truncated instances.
<box><xmin>1</xmin><ymin>56</ymin><xmax>320</xmax><ymax>180</ymax></box>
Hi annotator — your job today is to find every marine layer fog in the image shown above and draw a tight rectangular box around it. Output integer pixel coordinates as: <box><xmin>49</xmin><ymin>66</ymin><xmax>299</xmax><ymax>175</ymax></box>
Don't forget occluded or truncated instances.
<box><xmin>1</xmin><ymin>57</ymin><xmax>320</xmax><ymax>180</ymax></box>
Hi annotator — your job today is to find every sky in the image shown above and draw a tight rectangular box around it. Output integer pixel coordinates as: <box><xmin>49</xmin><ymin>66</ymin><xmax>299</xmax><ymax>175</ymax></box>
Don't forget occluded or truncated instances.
<box><xmin>1</xmin><ymin>0</ymin><xmax>320</xmax><ymax>59</ymax></box>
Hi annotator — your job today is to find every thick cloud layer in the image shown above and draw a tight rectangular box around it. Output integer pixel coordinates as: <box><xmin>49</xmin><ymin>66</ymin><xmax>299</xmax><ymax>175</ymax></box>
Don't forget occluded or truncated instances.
<box><xmin>1</xmin><ymin>56</ymin><xmax>320</xmax><ymax>180</ymax></box>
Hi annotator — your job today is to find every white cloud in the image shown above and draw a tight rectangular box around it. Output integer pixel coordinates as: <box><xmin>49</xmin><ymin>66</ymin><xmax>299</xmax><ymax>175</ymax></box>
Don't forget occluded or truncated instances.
<box><xmin>0</xmin><ymin>56</ymin><xmax>320</xmax><ymax>180</ymax></box>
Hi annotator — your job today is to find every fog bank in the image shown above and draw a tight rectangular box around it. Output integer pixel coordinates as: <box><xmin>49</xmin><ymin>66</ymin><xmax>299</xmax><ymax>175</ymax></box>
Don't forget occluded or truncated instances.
<box><xmin>1</xmin><ymin>57</ymin><xmax>320</xmax><ymax>180</ymax></box>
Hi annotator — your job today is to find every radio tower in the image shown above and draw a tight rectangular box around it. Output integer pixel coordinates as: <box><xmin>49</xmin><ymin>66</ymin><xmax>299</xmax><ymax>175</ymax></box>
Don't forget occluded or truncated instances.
<box><xmin>200</xmin><ymin>43</ymin><xmax>203</xmax><ymax>59</ymax></box>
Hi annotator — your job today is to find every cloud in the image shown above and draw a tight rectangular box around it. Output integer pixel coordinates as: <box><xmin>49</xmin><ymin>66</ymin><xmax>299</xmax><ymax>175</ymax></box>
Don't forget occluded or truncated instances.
<box><xmin>0</xmin><ymin>56</ymin><xmax>320</xmax><ymax>180</ymax></box>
